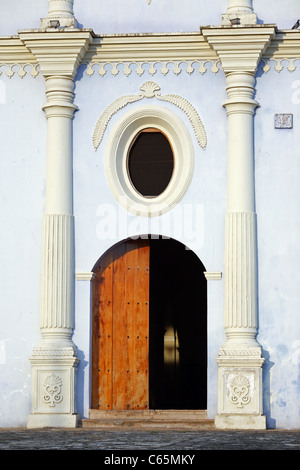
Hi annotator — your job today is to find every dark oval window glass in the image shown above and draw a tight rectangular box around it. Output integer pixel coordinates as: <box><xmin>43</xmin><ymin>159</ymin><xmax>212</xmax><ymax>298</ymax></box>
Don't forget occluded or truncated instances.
<box><xmin>127</xmin><ymin>129</ymin><xmax>174</xmax><ymax>197</ymax></box>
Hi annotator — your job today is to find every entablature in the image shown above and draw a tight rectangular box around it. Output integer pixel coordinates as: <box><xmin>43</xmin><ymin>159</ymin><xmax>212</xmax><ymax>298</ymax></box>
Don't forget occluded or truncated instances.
<box><xmin>0</xmin><ymin>28</ymin><xmax>299</xmax><ymax>78</ymax></box>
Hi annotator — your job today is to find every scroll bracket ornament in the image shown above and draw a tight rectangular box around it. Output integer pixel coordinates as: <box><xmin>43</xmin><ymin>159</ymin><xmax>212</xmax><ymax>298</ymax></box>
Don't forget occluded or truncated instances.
<box><xmin>43</xmin><ymin>373</ymin><xmax>63</xmax><ymax>407</ymax></box>
<box><xmin>92</xmin><ymin>81</ymin><xmax>207</xmax><ymax>151</ymax></box>
<box><xmin>230</xmin><ymin>374</ymin><xmax>251</xmax><ymax>408</ymax></box>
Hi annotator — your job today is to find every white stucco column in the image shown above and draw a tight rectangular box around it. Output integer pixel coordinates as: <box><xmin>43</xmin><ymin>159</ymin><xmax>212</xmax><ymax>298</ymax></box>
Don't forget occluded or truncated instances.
<box><xmin>223</xmin><ymin>71</ymin><xmax>258</xmax><ymax>347</ymax></box>
<box><xmin>202</xmin><ymin>24</ymin><xmax>275</xmax><ymax>429</ymax></box>
<box><xmin>41</xmin><ymin>0</ymin><xmax>78</xmax><ymax>29</ymax></box>
<box><xmin>19</xmin><ymin>29</ymin><xmax>93</xmax><ymax>428</ymax></box>
<box><xmin>222</xmin><ymin>0</ymin><xmax>257</xmax><ymax>25</ymax></box>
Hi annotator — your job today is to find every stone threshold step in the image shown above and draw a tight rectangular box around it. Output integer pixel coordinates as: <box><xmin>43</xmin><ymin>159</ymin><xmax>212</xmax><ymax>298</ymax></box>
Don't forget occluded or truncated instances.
<box><xmin>81</xmin><ymin>410</ymin><xmax>215</xmax><ymax>429</ymax></box>
<box><xmin>80</xmin><ymin>419</ymin><xmax>215</xmax><ymax>430</ymax></box>
<box><xmin>88</xmin><ymin>409</ymin><xmax>208</xmax><ymax>421</ymax></box>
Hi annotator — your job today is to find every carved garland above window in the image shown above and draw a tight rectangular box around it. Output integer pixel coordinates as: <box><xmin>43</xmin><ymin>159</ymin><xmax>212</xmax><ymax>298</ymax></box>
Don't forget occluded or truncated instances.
<box><xmin>93</xmin><ymin>81</ymin><xmax>207</xmax><ymax>151</ymax></box>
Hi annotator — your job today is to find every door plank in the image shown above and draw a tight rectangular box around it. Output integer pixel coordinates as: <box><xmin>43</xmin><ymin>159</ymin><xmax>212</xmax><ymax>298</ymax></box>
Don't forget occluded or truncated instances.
<box><xmin>135</xmin><ymin>241</ymin><xmax>150</xmax><ymax>409</ymax></box>
<box><xmin>98</xmin><ymin>251</ymin><xmax>114</xmax><ymax>410</ymax></box>
<box><xmin>93</xmin><ymin>240</ymin><xmax>150</xmax><ymax>410</ymax></box>
<box><xmin>112</xmin><ymin>243</ymin><xmax>126</xmax><ymax>410</ymax></box>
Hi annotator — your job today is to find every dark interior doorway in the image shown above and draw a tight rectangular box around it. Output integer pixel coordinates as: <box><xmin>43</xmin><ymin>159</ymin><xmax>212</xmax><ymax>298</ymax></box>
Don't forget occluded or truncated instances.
<box><xmin>149</xmin><ymin>237</ymin><xmax>207</xmax><ymax>410</ymax></box>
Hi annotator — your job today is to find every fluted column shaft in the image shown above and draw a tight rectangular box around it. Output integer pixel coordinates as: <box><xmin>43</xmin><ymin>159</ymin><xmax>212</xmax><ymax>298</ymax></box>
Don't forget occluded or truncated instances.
<box><xmin>40</xmin><ymin>76</ymin><xmax>77</xmax><ymax>344</ymax></box>
<box><xmin>223</xmin><ymin>72</ymin><xmax>259</xmax><ymax>349</ymax></box>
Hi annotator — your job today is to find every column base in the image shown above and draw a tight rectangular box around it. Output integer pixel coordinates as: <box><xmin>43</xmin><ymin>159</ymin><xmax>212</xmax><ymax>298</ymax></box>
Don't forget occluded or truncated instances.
<box><xmin>27</xmin><ymin>413</ymin><xmax>79</xmax><ymax>429</ymax></box>
<box><xmin>221</xmin><ymin>13</ymin><xmax>257</xmax><ymax>25</ymax></box>
<box><xmin>215</xmin><ymin>414</ymin><xmax>266</xmax><ymax>430</ymax></box>
<box><xmin>216</xmin><ymin>348</ymin><xmax>265</xmax><ymax>430</ymax></box>
<box><xmin>40</xmin><ymin>17</ymin><xmax>78</xmax><ymax>29</ymax></box>
<box><xmin>27</xmin><ymin>341</ymin><xmax>79</xmax><ymax>429</ymax></box>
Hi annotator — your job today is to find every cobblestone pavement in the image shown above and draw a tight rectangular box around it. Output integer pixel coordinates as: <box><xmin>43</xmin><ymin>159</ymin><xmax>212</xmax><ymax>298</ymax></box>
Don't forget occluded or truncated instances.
<box><xmin>0</xmin><ymin>428</ymin><xmax>300</xmax><ymax>451</ymax></box>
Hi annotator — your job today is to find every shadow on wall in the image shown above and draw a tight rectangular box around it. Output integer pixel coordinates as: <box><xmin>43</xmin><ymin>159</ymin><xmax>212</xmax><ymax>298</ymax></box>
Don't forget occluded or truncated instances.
<box><xmin>262</xmin><ymin>348</ymin><xmax>276</xmax><ymax>428</ymax></box>
<box><xmin>76</xmin><ymin>349</ymin><xmax>89</xmax><ymax>419</ymax></box>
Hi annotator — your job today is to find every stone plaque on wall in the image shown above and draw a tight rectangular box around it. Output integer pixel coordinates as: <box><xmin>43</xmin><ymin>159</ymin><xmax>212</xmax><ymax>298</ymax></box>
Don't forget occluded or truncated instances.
<box><xmin>274</xmin><ymin>114</ymin><xmax>293</xmax><ymax>129</ymax></box>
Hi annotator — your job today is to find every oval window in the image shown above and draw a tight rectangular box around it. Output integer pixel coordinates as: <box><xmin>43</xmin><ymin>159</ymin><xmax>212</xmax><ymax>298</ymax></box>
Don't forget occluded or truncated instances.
<box><xmin>127</xmin><ymin>128</ymin><xmax>174</xmax><ymax>197</ymax></box>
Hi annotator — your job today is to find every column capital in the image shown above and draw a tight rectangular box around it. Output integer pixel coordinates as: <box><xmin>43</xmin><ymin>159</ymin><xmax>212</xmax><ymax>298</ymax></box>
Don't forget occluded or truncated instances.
<box><xmin>18</xmin><ymin>29</ymin><xmax>93</xmax><ymax>78</ymax></box>
<box><xmin>201</xmin><ymin>26</ymin><xmax>276</xmax><ymax>74</ymax></box>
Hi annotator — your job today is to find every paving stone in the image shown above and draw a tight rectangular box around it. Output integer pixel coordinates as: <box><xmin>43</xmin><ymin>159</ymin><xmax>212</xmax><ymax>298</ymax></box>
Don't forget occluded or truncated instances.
<box><xmin>0</xmin><ymin>428</ymin><xmax>300</xmax><ymax>450</ymax></box>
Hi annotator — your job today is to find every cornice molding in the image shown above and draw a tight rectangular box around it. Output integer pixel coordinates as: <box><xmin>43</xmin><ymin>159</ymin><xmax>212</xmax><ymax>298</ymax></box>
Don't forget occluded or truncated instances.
<box><xmin>0</xmin><ymin>29</ymin><xmax>300</xmax><ymax>79</ymax></box>
<box><xmin>202</xmin><ymin>25</ymin><xmax>276</xmax><ymax>73</ymax></box>
<box><xmin>18</xmin><ymin>29</ymin><xmax>94</xmax><ymax>77</ymax></box>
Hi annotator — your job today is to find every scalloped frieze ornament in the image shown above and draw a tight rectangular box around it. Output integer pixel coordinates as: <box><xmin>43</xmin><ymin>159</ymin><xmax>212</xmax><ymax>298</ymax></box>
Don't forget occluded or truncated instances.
<box><xmin>85</xmin><ymin>60</ymin><xmax>221</xmax><ymax>78</ymax></box>
<box><xmin>93</xmin><ymin>81</ymin><xmax>207</xmax><ymax>150</ymax></box>
<box><xmin>0</xmin><ymin>63</ymin><xmax>39</xmax><ymax>79</ymax></box>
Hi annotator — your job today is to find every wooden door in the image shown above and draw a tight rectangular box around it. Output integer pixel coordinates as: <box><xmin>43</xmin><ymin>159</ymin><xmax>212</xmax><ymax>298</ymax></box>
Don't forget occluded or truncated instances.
<box><xmin>92</xmin><ymin>240</ymin><xmax>150</xmax><ymax>410</ymax></box>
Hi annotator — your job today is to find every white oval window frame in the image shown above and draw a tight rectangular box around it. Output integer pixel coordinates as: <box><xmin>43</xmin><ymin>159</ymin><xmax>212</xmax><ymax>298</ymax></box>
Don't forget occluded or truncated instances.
<box><xmin>104</xmin><ymin>105</ymin><xmax>194</xmax><ymax>217</ymax></box>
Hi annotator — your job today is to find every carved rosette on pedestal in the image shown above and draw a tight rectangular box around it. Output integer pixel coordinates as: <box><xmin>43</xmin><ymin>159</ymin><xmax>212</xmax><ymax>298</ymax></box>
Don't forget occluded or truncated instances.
<box><xmin>29</xmin><ymin>342</ymin><xmax>79</xmax><ymax>427</ymax></box>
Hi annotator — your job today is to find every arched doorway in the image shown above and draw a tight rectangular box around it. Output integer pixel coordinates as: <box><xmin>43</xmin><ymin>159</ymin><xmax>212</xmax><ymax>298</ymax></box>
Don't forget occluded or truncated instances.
<box><xmin>91</xmin><ymin>237</ymin><xmax>207</xmax><ymax>411</ymax></box>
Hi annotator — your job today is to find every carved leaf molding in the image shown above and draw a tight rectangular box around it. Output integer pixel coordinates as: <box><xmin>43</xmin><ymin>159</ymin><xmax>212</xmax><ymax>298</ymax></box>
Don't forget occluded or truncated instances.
<box><xmin>92</xmin><ymin>94</ymin><xmax>143</xmax><ymax>151</ymax></box>
<box><xmin>156</xmin><ymin>93</ymin><xmax>207</xmax><ymax>150</ymax></box>
<box><xmin>92</xmin><ymin>81</ymin><xmax>207</xmax><ymax>150</ymax></box>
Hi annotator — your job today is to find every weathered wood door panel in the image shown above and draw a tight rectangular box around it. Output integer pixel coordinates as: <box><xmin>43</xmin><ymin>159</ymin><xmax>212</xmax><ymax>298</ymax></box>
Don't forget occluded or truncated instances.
<box><xmin>92</xmin><ymin>240</ymin><xmax>150</xmax><ymax>410</ymax></box>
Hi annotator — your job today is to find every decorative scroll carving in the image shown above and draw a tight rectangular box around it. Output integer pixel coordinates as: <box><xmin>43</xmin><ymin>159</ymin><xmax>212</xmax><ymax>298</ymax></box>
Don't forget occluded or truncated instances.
<box><xmin>230</xmin><ymin>374</ymin><xmax>251</xmax><ymax>408</ymax></box>
<box><xmin>93</xmin><ymin>81</ymin><xmax>207</xmax><ymax>150</ymax></box>
<box><xmin>43</xmin><ymin>374</ymin><xmax>63</xmax><ymax>407</ymax></box>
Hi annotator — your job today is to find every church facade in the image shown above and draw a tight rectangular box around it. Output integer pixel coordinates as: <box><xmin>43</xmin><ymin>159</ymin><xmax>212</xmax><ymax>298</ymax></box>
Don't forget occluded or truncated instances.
<box><xmin>0</xmin><ymin>0</ymin><xmax>300</xmax><ymax>430</ymax></box>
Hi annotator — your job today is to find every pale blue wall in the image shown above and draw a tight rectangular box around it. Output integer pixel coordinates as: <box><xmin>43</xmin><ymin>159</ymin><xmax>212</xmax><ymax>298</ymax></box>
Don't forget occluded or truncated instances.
<box><xmin>1</xmin><ymin>0</ymin><xmax>299</xmax><ymax>36</ymax></box>
<box><xmin>255</xmin><ymin>64</ymin><xmax>300</xmax><ymax>428</ymax></box>
<box><xmin>0</xmin><ymin>72</ymin><xmax>47</xmax><ymax>426</ymax></box>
